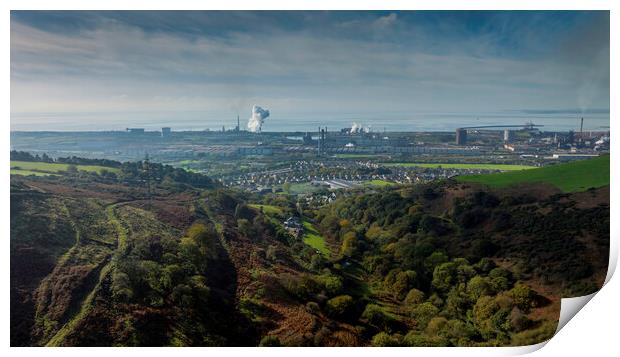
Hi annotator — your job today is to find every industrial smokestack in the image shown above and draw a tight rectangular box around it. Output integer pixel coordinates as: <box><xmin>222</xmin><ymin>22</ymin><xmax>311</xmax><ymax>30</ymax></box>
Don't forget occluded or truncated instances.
<box><xmin>247</xmin><ymin>105</ymin><xmax>270</xmax><ymax>133</ymax></box>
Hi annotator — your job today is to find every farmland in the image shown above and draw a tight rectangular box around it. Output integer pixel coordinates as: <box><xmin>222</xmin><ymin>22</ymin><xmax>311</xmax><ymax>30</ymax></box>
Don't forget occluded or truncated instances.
<box><xmin>457</xmin><ymin>155</ymin><xmax>609</xmax><ymax>192</ymax></box>
<box><xmin>381</xmin><ymin>162</ymin><xmax>535</xmax><ymax>171</ymax></box>
<box><xmin>10</xmin><ymin>161</ymin><xmax>120</xmax><ymax>175</ymax></box>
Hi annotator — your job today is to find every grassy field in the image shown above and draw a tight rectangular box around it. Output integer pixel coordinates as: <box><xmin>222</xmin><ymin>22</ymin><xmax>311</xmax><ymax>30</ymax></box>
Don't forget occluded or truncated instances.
<box><xmin>457</xmin><ymin>155</ymin><xmax>609</xmax><ymax>192</ymax></box>
<box><xmin>248</xmin><ymin>204</ymin><xmax>283</xmax><ymax>215</ymax></box>
<box><xmin>302</xmin><ymin>220</ymin><xmax>329</xmax><ymax>256</ymax></box>
<box><xmin>10</xmin><ymin>161</ymin><xmax>120</xmax><ymax>175</ymax></box>
<box><xmin>382</xmin><ymin>162</ymin><xmax>535</xmax><ymax>171</ymax></box>
<box><xmin>363</xmin><ymin>179</ymin><xmax>396</xmax><ymax>187</ymax></box>
<box><xmin>288</xmin><ymin>183</ymin><xmax>323</xmax><ymax>195</ymax></box>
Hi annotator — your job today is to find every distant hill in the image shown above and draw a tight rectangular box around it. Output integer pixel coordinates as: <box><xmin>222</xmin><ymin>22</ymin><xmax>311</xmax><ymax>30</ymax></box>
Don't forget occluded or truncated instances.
<box><xmin>456</xmin><ymin>155</ymin><xmax>609</xmax><ymax>192</ymax></box>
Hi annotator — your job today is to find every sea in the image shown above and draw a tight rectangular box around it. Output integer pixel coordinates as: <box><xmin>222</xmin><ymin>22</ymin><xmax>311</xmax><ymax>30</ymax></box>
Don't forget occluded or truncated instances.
<box><xmin>10</xmin><ymin>110</ymin><xmax>610</xmax><ymax>133</ymax></box>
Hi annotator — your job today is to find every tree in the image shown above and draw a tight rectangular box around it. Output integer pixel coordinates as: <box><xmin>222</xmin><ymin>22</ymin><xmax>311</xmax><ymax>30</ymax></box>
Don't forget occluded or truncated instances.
<box><xmin>509</xmin><ymin>283</ymin><xmax>536</xmax><ymax>312</ymax></box>
<box><xmin>392</xmin><ymin>270</ymin><xmax>417</xmax><ymax>300</ymax></box>
<box><xmin>412</xmin><ymin>302</ymin><xmax>439</xmax><ymax>330</ymax></box>
<box><xmin>340</xmin><ymin>231</ymin><xmax>357</xmax><ymax>257</ymax></box>
<box><xmin>432</xmin><ymin>262</ymin><xmax>457</xmax><ymax>293</ymax></box>
<box><xmin>424</xmin><ymin>251</ymin><xmax>449</xmax><ymax>272</ymax></box>
<box><xmin>466</xmin><ymin>275</ymin><xmax>494</xmax><ymax>301</ymax></box>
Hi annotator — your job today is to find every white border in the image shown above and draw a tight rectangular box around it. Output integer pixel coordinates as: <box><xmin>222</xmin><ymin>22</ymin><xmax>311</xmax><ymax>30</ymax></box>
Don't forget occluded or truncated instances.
<box><xmin>3</xmin><ymin>1</ymin><xmax>617</xmax><ymax>356</ymax></box>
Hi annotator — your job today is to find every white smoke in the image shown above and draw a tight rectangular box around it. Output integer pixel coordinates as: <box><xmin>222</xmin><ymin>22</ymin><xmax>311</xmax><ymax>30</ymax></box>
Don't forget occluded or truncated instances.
<box><xmin>350</xmin><ymin>122</ymin><xmax>371</xmax><ymax>134</ymax></box>
<box><xmin>247</xmin><ymin>105</ymin><xmax>270</xmax><ymax>133</ymax></box>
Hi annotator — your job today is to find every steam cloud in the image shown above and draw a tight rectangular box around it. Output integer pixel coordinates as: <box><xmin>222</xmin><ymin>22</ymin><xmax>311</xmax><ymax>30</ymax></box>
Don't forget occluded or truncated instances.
<box><xmin>247</xmin><ymin>105</ymin><xmax>270</xmax><ymax>132</ymax></box>
<box><xmin>350</xmin><ymin>122</ymin><xmax>371</xmax><ymax>134</ymax></box>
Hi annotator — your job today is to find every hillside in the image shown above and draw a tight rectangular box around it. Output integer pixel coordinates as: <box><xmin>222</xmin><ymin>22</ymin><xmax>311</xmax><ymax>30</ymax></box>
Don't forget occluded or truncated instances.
<box><xmin>456</xmin><ymin>155</ymin><xmax>609</xmax><ymax>192</ymax></box>
<box><xmin>10</xmin><ymin>157</ymin><xmax>609</xmax><ymax>347</ymax></box>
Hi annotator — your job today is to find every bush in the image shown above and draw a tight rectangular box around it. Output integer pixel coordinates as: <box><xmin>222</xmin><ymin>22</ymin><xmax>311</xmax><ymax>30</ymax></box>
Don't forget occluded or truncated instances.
<box><xmin>361</xmin><ymin>304</ymin><xmax>390</xmax><ymax>328</ymax></box>
<box><xmin>316</xmin><ymin>274</ymin><xmax>343</xmax><ymax>296</ymax></box>
<box><xmin>371</xmin><ymin>332</ymin><xmax>401</xmax><ymax>347</ymax></box>
<box><xmin>326</xmin><ymin>295</ymin><xmax>355</xmax><ymax>319</ymax></box>
<box><xmin>306</xmin><ymin>301</ymin><xmax>320</xmax><ymax>314</ymax></box>
<box><xmin>412</xmin><ymin>302</ymin><xmax>439</xmax><ymax>330</ymax></box>
<box><xmin>259</xmin><ymin>335</ymin><xmax>281</xmax><ymax>347</ymax></box>
<box><xmin>404</xmin><ymin>288</ymin><xmax>425</xmax><ymax>305</ymax></box>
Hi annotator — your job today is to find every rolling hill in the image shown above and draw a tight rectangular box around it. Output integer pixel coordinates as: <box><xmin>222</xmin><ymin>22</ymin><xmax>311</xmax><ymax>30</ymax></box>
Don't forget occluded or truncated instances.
<box><xmin>456</xmin><ymin>155</ymin><xmax>609</xmax><ymax>192</ymax></box>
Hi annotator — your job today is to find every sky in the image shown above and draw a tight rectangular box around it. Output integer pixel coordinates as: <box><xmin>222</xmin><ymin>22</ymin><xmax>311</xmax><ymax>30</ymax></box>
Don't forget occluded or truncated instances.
<box><xmin>10</xmin><ymin>11</ymin><xmax>610</xmax><ymax>131</ymax></box>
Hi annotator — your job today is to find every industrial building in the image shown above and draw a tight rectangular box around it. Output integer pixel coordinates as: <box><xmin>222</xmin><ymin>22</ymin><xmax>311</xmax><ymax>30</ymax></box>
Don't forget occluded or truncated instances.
<box><xmin>455</xmin><ymin>128</ymin><xmax>468</xmax><ymax>145</ymax></box>
<box><xmin>126</xmin><ymin>128</ymin><xmax>145</xmax><ymax>135</ymax></box>
<box><xmin>161</xmin><ymin>127</ymin><xmax>172</xmax><ymax>137</ymax></box>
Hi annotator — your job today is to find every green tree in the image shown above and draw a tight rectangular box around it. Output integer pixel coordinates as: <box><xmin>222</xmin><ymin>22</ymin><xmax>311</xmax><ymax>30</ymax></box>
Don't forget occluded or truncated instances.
<box><xmin>432</xmin><ymin>262</ymin><xmax>457</xmax><ymax>293</ymax></box>
<box><xmin>392</xmin><ymin>270</ymin><xmax>417</xmax><ymax>300</ymax></box>
<box><xmin>340</xmin><ymin>231</ymin><xmax>357</xmax><ymax>257</ymax></box>
<box><xmin>466</xmin><ymin>275</ymin><xmax>494</xmax><ymax>301</ymax></box>
<box><xmin>412</xmin><ymin>302</ymin><xmax>439</xmax><ymax>330</ymax></box>
<box><xmin>510</xmin><ymin>283</ymin><xmax>536</xmax><ymax>312</ymax></box>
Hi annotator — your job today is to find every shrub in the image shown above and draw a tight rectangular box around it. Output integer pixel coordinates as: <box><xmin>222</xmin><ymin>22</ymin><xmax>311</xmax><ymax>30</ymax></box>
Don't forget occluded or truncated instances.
<box><xmin>371</xmin><ymin>332</ymin><xmax>401</xmax><ymax>347</ymax></box>
<box><xmin>259</xmin><ymin>335</ymin><xmax>281</xmax><ymax>347</ymax></box>
<box><xmin>404</xmin><ymin>288</ymin><xmax>425</xmax><ymax>305</ymax></box>
<box><xmin>326</xmin><ymin>295</ymin><xmax>355</xmax><ymax>319</ymax></box>
<box><xmin>362</xmin><ymin>304</ymin><xmax>390</xmax><ymax>328</ymax></box>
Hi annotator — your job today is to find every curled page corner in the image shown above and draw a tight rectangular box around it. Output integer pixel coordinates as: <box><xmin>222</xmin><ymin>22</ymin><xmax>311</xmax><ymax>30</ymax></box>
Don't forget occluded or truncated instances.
<box><xmin>505</xmin><ymin>229</ymin><xmax>615</xmax><ymax>355</ymax></box>
<box><xmin>555</xmin><ymin>292</ymin><xmax>597</xmax><ymax>333</ymax></box>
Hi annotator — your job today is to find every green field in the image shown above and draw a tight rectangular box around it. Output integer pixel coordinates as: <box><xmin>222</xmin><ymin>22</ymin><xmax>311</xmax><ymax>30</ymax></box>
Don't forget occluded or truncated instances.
<box><xmin>363</xmin><ymin>179</ymin><xmax>396</xmax><ymax>187</ymax></box>
<box><xmin>10</xmin><ymin>161</ymin><xmax>120</xmax><ymax>175</ymax></box>
<box><xmin>288</xmin><ymin>183</ymin><xmax>323</xmax><ymax>195</ymax></box>
<box><xmin>302</xmin><ymin>220</ymin><xmax>329</xmax><ymax>256</ymax></box>
<box><xmin>248</xmin><ymin>204</ymin><xmax>283</xmax><ymax>215</ymax></box>
<box><xmin>382</xmin><ymin>162</ymin><xmax>535</xmax><ymax>171</ymax></box>
<box><xmin>457</xmin><ymin>155</ymin><xmax>609</xmax><ymax>192</ymax></box>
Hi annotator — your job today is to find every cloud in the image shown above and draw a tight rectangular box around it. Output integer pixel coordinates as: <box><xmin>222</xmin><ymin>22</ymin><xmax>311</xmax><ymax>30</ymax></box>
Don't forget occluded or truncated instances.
<box><xmin>10</xmin><ymin>11</ymin><xmax>609</xmax><ymax>129</ymax></box>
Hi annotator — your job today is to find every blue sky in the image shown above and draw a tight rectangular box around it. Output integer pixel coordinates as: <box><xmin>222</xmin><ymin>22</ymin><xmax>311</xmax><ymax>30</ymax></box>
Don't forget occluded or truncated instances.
<box><xmin>10</xmin><ymin>11</ymin><xmax>609</xmax><ymax>130</ymax></box>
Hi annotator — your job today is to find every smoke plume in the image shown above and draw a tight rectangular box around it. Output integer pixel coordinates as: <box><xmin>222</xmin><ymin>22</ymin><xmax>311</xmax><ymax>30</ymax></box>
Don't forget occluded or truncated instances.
<box><xmin>350</xmin><ymin>122</ymin><xmax>371</xmax><ymax>134</ymax></box>
<box><xmin>247</xmin><ymin>105</ymin><xmax>270</xmax><ymax>132</ymax></box>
